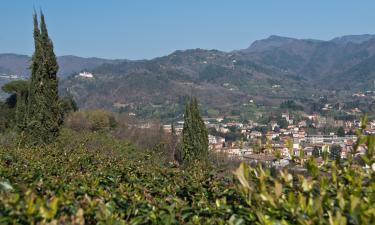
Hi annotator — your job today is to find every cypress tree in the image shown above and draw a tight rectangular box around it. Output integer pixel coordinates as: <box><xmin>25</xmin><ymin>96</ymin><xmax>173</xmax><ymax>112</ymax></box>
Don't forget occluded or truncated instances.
<box><xmin>40</xmin><ymin>12</ymin><xmax>61</xmax><ymax>131</ymax></box>
<box><xmin>182</xmin><ymin>99</ymin><xmax>194</xmax><ymax>161</ymax></box>
<box><xmin>182</xmin><ymin>97</ymin><xmax>208</xmax><ymax>163</ymax></box>
<box><xmin>191</xmin><ymin>97</ymin><xmax>208</xmax><ymax>155</ymax></box>
<box><xmin>26</xmin><ymin>12</ymin><xmax>61</xmax><ymax>145</ymax></box>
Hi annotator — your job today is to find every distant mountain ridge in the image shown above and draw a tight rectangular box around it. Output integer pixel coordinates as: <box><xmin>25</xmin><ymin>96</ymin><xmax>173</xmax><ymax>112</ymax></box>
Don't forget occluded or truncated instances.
<box><xmin>56</xmin><ymin>34</ymin><xmax>375</xmax><ymax>119</ymax></box>
<box><xmin>241</xmin><ymin>35</ymin><xmax>303</xmax><ymax>53</ymax></box>
<box><xmin>0</xmin><ymin>54</ymin><xmax>30</xmax><ymax>75</ymax></box>
<box><xmin>241</xmin><ymin>34</ymin><xmax>375</xmax><ymax>53</ymax></box>
<box><xmin>330</xmin><ymin>34</ymin><xmax>375</xmax><ymax>45</ymax></box>
<box><xmin>0</xmin><ymin>54</ymin><xmax>125</xmax><ymax>78</ymax></box>
<box><xmin>2</xmin><ymin>34</ymin><xmax>375</xmax><ymax>118</ymax></box>
<box><xmin>237</xmin><ymin>34</ymin><xmax>375</xmax><ymax>86</ymax></box>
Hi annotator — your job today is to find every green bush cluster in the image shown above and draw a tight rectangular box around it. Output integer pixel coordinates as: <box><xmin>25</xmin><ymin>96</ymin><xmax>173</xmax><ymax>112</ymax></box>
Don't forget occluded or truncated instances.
<box><xmin>234</xmin><ymin>161</ymin><xmax>374</xmax><ymax>224</ymax></box>
<box><xmin>0</xmin><ymin>129</ymin><xmax>242</xmax><ymax>224</ymax></box>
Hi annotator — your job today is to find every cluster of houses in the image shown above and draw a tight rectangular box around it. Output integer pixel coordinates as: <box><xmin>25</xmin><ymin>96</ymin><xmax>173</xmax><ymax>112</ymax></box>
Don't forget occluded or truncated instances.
<box><xmin>163</xmin><ymin>112</ymin><xmax>373</xmax><ymax>167</ymax></box>
<box><xmin>352</xmin><ymin>91</ymin><xmax>375</xmax><ymax>98</ymax></box>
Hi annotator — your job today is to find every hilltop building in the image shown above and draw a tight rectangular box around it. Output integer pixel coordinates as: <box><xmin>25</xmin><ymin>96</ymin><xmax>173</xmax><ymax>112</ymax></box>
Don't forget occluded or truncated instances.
<box><xmin>79</xmin><ymin>71</ymin><xmax>94</xmax><ymax>78</ymax></box>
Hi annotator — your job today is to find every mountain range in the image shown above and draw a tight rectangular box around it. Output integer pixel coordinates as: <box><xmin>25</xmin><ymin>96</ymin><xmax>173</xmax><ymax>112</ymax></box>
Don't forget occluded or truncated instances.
<box><xmin>0</xmin><ymin>54</ymin><xmax>125</xmax><ymax>77</ymax></box>
<box><xmin>1</xmin><ymin>34</ymin><xmax>375</xmax><ymax>119</ymax></box>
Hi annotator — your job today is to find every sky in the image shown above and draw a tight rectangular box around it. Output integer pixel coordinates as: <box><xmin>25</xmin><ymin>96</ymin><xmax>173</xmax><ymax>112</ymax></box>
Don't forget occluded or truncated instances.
<box><xmin>0</xmin><ymin>0</ymin><xmax>374</xmax><ymax>59</ymax></box>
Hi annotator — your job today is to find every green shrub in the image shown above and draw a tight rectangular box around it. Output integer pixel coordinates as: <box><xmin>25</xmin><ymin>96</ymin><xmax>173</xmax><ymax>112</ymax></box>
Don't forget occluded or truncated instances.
<box><xmin>0</xmin><ymin>127</ymin><xmax>374</xmax><ymax>224</ymax></box>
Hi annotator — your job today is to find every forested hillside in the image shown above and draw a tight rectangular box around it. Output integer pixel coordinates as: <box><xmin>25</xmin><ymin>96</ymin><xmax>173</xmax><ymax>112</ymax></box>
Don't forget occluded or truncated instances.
<box><xmin>3</xmin><ymin>35</ymin><xmax>375</xmax><ymax>118</ymax></box>
<box><xmin>57</xmin><ymin>35</ymin><xmax>375</xmax><ymax>119</ymax></box>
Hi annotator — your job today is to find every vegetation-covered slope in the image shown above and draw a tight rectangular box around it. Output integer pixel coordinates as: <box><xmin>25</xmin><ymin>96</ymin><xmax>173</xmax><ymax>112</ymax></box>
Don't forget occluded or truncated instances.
<box><xmin>0</xmin><ymin>128</ymin><xmax>374</xmax><ymax>224</ymax></box>
<box><xmin>59</xmin><ymin>35</ymin><xmax>375</xmax><ymax>118</ymax></box>
<box><xmin>3</xmin><ymin>35</ymin><xmax>375</xmax><ymax>118</ymax></box>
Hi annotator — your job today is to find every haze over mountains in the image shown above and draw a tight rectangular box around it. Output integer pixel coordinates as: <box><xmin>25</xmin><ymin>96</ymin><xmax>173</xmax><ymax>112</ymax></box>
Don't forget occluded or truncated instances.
<box><xmin>1</xmin><ymin>34</ymin><xmax>375</xmax><ymax>118</ymax></box>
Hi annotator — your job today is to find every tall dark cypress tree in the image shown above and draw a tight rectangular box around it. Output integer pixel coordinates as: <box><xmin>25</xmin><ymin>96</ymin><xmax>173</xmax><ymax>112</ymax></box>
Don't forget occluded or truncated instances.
<box><xmin>26</xmin><ymin>13</ymin><xmax>43</xmax><ymax>142</ymax></box>
<box><xmin>193</xmin><ymin>98</ymin><xmax>208</xmax><ymax>157</ymax></box>
<box><xmin>26</xmin><ymin>12</ymin><xmax>61</xmax><ymax>145</ymax></box>
<box><xmin>40</xmin><ymin>13</ymin><xmax>61</xmax><ymax>133</ymax></box>
<box><xmin>182</xmin><ymin>99</ymin><xmax>194</xmax><ymax>161</ymax></box>
<box><xmin>182</xmin><ymin>97</ymin><xmax>208</xmax><ymax>163</ymax></box>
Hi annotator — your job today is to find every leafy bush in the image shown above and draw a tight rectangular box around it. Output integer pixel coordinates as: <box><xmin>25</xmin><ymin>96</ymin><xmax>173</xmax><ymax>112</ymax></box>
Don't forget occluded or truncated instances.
<box><xmin>234</xmin><ymin>160</ymin><xmax>374</xmax><ymax>224</ymax></box>
<box><xmin>0</xmin><ymin>129</ymin><xmax>243</xmax><ymax>224</ymax></box>
<box><xmin>0</xmin><ymin>127</ymin><xmax>374</xmax><ymax>224</ymax></box>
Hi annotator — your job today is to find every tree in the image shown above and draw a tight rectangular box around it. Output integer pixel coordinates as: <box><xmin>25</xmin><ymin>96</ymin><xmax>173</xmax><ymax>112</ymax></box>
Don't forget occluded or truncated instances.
<box><xmin>88</xmin><ymin>110</ymin><xmax>116</xmax><ymax>132</ymax></box>
<box><xmin>0</xmin><ymin>102</ymin><xmax>15</xmax><ymax>132</ymax></box>
<box><xmin>280</xmin><ymin>100</ymin><xmax>304</xmax><ymax>111</ymax></box>
<box><xmin>330</xmin><ymin>145</ymin><xmax>342</xmax><ymax>161</ymax></box>
<box><xmin>2</xmin><ymin>80</ymin><xmax>29</xmax><ymax>131</ymax></box>
<box><xmin>312</xmin><ymin>146</ymin><xmax>320</xmax><ymax>158</ymax></box>
<box><xmin>277</xmin><ymin>117</ymin><xmax>288</xmax><ymax>129</ymax></box>
<box><xmin>182</xmin><ymin>97</ymin><xmax>208</xmax><ymax>163</ymax></box>
<box><xmin>26</xmin><ymin>12</ymin><xmax>61</xmax><ymax>145</ymax></box>
<box><xmin>60</xmin><ymin>95</ymin><xmax>78</xmax><ymax>116</ymax></box>
<box><xmin>337</xmin><ymin>127</ymin><xmax>345</xmax><ymax>137</ymax></box>
<box><xmin>169</xmin><ymin>122</ymin><xmax>179</xmax><ymax>161</ymax></box>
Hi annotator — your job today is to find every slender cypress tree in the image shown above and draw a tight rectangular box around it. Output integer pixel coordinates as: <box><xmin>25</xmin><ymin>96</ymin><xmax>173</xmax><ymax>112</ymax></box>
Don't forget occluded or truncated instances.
<box><xmin>40</xmin><ymin>13</ymin><xmax>61</xmax><ymax>131</ymax></box>
<box><xmin>182</xmin><ymin>97</ymin><xmax>208</xmax><ymax>163</ymax></box>
<box><xmin>26</xmin><ymin>12</ymin><xmax>61</xmax><ymax>145</ymax></box>
<box><xmin>191</xmin><ymin>97</ymin><xmax>208</xmax><ymax>156</ymax></box>
<box><xmin>182</xmin><ymin>100</ymin><xmax>194</xmax><ymax>161</ymax></box>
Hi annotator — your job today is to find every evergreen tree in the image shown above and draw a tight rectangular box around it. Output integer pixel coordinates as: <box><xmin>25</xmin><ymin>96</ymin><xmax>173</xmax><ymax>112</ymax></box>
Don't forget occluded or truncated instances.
<box><xmin>2</xmin><ymin>80</ymin><xmax>29</xmax><ymax>131</ymax></box>
<box><xmin>26</xmin><ymin>12</ymin><xmax>61</xmax><ymax>145</ymax></box>
<box><xmin>40</xmin><ymin>13</ymin><xmax>61</xmax><ymax>126</ymax></box>
<box><xmin>182</xmin><ymin>97</ymin><xmax>208</xmax><ymax>163</ymax></box>
<box><xmin>337</xmin><ymin>127</ymin><xmax>345</xmax><ymax>137</ymax></box>
<box><xmin>312</xmin><ymin>146</ymin><xmax>320</xmax><ymax>158</ymax></box>
<box><xmin>60</xmin><ymin>95</ymin><xmax>78</xmax><ymax>116</ymax></box>
<box><xmin>330</xmin><ymin>145</ymin><xmax>342</xmax><ymax>161</ymax></box>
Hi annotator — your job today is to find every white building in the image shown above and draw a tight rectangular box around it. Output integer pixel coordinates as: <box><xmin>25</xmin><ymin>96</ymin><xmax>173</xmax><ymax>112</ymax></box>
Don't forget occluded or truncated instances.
<box><xmin>79</xmin><ymin>72</ymin><xmax>94</xmax><ymax>78</ymax></box>
<box><xmin>208</xmin><ymin>135</ymin><xmax>225</xmax><ymax>145</ymax></box>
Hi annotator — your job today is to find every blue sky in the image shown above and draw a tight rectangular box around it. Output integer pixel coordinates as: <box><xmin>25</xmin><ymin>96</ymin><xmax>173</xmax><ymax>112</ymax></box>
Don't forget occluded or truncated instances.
<box><xmin>0</xmin><ymin>0</ymin><xmax>374</xmax><ymax>59</ymax></box>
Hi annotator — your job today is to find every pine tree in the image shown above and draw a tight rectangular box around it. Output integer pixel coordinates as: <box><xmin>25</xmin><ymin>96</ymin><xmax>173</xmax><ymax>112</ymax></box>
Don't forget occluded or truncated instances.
<box><xmin>182</xmin><ymin>97</ymin><xmax>208</xmax><ymax>163</ymax></box>
<box><xmin>26</xmin><ymin>12</ymin><xmax>61</xmax><ymax>145</ymax></box>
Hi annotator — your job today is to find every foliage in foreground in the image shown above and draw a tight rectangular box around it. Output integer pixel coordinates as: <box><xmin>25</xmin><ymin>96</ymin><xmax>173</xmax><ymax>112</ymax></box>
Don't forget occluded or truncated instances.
<box><xmin>0</xmin><ymin>129</ymin><xmax>374</xmax><ymax>224</ymax></box>
<box><xmin>0</xmin><ymin>130</ymin><xmax>241</xmax><ymax>224</ymax></box>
